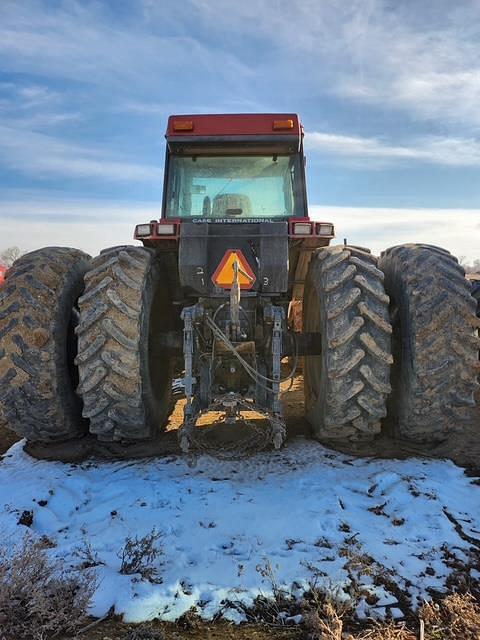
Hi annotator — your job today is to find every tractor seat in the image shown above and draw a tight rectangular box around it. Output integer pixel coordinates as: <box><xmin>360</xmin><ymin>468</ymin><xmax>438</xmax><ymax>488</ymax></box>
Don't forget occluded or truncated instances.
<box><xmin>212</xmin><ymin>193</ymin><xmax>252</xmax><ymax>217</ymax></box>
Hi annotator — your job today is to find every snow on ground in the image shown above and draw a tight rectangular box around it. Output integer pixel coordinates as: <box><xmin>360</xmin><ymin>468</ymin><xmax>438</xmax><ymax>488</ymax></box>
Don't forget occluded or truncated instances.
<box><xmin>0</xmin><ymin>437</ymin><xmax>479</xmax><ymax>623</ymax></box>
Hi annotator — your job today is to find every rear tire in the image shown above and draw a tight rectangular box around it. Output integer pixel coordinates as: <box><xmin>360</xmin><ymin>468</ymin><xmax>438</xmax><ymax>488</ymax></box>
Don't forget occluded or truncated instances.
<box><xmin>379</xmin><ymin>244</ymin><xmax>480</xmax><ymax>442</ymax></box>
<box><xmin>472</xmin><ymin>280</ymin><xmax>480</xmax><ymax>367</ymax></box>
<box><xmin>76</xmin><ymin>246</ymin><xmax>173</xmax><ymax>441</ymax></box>
<box><xmin>303</xmin><ymin>246</ymin><xmax>393</xmax><ymax>441</ymax></box>
<box><xmin>0</xmin><ymin>247</ymin><xmax>91</xmax><ymax>442</ymax></box>
<box><xmin>470</xmin><ymin>279</ymin><xmax>480</xmax><ymax>318</ymax></box>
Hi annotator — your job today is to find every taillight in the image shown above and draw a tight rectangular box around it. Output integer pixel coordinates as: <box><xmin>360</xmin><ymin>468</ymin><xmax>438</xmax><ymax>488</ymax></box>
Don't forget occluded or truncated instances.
<box><xmin>316</xmin><ymin>223</ymin><xmax>334</xmax><ymax>236</ymax></box>
<box><xmin>135</xmin><ymin>223</ymin><xmax>152</xmax><ymax>237</ymax></box>
<box><xmin>135</xmin><ymin>220</ymin><xmax>179</xmax><ymax>240</ymax></box>
<box><xmin>292</xmin><ymin>222</ymin><xmax>313</xmax><ymax>235</ymax></box>
<box><xmin>156</xmin><ymin>223</ymin><xmax>176</xmax><ymax>235</ymax></box>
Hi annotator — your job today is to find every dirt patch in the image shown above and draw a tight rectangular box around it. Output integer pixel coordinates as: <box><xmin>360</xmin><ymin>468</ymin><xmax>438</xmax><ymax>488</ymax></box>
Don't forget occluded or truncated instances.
<box><xmin>282</xmin><ymin>378</ymin><xmax>480</xmax><ymax>471</ymax></box>
<box><xmin>0</xmin><ymin>422</ymin><xmax>19</xmax><ymax>455</ymax></box>
<box><xmin>76</xmin><ymin>617</ymin><xmax>300</xmax><ymax>640</ymax></box>
<box><xmin>37</xmin><ymin>591</ymin><xmax>480</xmax><ymax>639</ymax></box>
<box><xmin>1</xmin><ymin>377</ymin><xmax>479</xmax><ymax>469</ymax></box>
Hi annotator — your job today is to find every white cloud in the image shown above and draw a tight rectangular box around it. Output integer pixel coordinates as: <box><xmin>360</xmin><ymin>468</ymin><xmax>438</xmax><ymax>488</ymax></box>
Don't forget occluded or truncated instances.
<box><xmin>1</xmin><ymin>0</ymin><xmax>479</xmax><ymax>135</ymax></box>
<box><xmin>0</xmin><ymin>1</ymin><xmax>250</xmax><ymax>93</ymax></box>
<box><xmin>336</xmin><ymin>4</ymin><xmax>480</xmax><ymax>128</ymax></box>
<box><xmin>310</xmin><ymin>206</ymin><xmax>479</xmax><ymax>263</ymax></box>
<box><xmin>306</xmin><ymin>132</ymin><xmax>480</xmax><ymax>167</ymax></box>
<box><xmin>0</xmin><ymin>197</ymin><xmax>158</xmax><ymax>256</ymax></box>
<box><xmin>0</xmin><ymin>125</ymin><xmax>161</xmax><ymax>182</ymax></box>
<box><xmin>15</xmin><ymin>85</ymin><xmax>60</xmax><ymax>108</ymax></box>
<box><xmin>12</xmin><ymin>112</ymin><xmax>84</xmax><ymax>128</ymax></box>
<box><xmin>0</xmin><ymin>217</ymin><xmax>136</xmax><ymax>259</ymax></box>
<box><xmin>0</xmin><ymin>81</ymin><xmax>83</xmax><ymax>132</ymax></box>
<box><xmin>180</xmin><ymin>0</ymin><xmax>480</xmax><ymax>129</ymax></box>
<box><xmin>121</xmin><ymin>101</ymin><xmax>167</xmax><ymax>115</ymax></box>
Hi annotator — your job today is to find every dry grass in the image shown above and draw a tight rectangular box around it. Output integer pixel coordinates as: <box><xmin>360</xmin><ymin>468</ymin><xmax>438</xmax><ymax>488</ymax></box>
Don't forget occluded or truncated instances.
<box><xmin>303</xmin><ymin>601</ymin><xmax>345</xmax><ymax>639</ymax></box>
<box><xmin>355</xmin><ymin>623</ymin><xmax>416</xmax><ymax>639</ymax></box>
<box><xmin>303</xmin><ymin>601</ymin><xmax>417</xmax><ymax>640</ymax></box>
<box><xmin>121</xmin><ymin>626</ymin><xmax>165</xmax><ymax>640</ymax></box>
<box><xmin>43</xmin><ymin>591</ymin><xmax>480</xmax><ymax>639</ymax></box>
<box><xmin>304</xmin><ymin>592</ymin><xmax>480</xmax><ymax>639</ymax></box>
<box><xmin>225</xmin><ymin>557</ymin><xmax>480</xmax><ymax>639</ymax></box>
<box><xmin>0</xmin><ymin>534</ymin><xmax>96</xmax><ymax>640</ymax></box>
<box><xmin>420</xmin><ymin>592</ymin><xmax>480</xmax><ymax>639</ymax></box>
<box><xmin>118</xmin><ymin>527</ymin><xmax>164</xmax><ymax>583</ymax></box>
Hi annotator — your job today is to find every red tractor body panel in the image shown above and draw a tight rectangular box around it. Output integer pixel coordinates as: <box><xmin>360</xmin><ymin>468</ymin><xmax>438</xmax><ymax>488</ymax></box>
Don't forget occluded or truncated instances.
<box><xmin>0</xmin><ymin>264</ymin><xmax>7</xmax><ymax>287</ymax></box>
<box><xmin>166</xmin><ymin>113</ymin><xmax>301</xmax><ymax>139</ymax></box>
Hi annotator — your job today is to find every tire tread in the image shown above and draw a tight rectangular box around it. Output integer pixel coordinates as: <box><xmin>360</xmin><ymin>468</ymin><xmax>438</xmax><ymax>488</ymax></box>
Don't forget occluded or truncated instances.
<box><xmin>76</xmin><ymin>246</ymin><xmax>172</xmax><ymax>441</ymax></box>
<box><xmin>304</xmin><ymin>245</ymin><xmax>392</xmax><ymax>441</ymax></box>
<box><xmin>0</xmin><ymin>247</ymin><xmax>90</xmax><ymax>441</ymax></box>
<box><xmin>379</xmin><ymin>244</ymin><xmax>480</xmax><ymax>442</ymax></box>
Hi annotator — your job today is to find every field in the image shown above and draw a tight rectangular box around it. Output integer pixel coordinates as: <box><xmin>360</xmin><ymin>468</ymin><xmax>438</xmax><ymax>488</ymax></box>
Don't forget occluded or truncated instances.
<box><xmin>0</xmin><ymin>379</ymin><xmax>479</xmax><ymax>639</ymax></box>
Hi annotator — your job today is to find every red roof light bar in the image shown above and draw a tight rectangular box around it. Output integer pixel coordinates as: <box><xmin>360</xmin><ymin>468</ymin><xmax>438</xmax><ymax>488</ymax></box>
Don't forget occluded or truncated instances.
<box><xmin>166</xmin><ymin>113</ymin><xmax>301</xmax><ymax>138</ymax></box>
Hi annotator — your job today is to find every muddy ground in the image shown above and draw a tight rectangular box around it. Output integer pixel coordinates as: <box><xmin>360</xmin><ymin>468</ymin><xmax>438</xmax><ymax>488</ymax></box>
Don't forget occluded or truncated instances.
<box><xmin>10</xmin><ymin>375</ymin><xmax>480</xmax><ymax>473</ymax></box>
<box><xmin>0</xmin><ymin>378</ymin><xmax>479</xmax><ymax>639</ymax></box>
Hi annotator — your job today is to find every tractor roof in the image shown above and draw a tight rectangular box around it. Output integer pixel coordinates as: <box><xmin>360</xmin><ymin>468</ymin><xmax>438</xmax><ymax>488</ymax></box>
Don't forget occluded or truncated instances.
<box><xmin>167</xmin><ymin>113</ymin><xmax>301</xmax><ymax>137</ymax></box>
<box><xmin>166</xmin><ymin>114</ymin><xmax>303</xmax><ymax>154</ymax></box>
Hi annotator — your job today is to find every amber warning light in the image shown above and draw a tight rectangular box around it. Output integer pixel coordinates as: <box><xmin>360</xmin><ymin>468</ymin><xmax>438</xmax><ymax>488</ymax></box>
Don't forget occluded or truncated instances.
<box><xmin>173</xmin><ymin>119</ymin><xmax>194</xmax><ymax>131</ymax></box>
<box><xmin>273</xmin><ymin>119</ymin><xmax>294</xmax><ymax>130</ymax></box>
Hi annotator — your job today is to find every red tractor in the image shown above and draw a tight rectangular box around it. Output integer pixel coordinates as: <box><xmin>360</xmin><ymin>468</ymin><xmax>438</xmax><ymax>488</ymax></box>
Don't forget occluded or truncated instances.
<box><xmin>0</xmin><ymin>264</ymin><xmax>7</xmax><ymax>287</ymax></box>
<box><xmin>0</xmin><ymin>114</ymin><xmax>478</xmax><ymax>453</ymax></box>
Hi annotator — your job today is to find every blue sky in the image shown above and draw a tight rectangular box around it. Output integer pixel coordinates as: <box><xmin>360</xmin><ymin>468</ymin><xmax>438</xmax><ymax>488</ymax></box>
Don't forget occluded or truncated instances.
<box><xmin>0</xmin><ymin>0</ymin><xmax>479</xmax><ymax>260</ymax></box>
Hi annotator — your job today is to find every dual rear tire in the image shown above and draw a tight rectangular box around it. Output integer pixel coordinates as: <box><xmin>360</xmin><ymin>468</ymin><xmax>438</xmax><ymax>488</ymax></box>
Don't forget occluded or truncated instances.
<box><xmin>304</xmin><ymin>244</ymin><xmax>479</xmax><ymax>444</ymax></box>
<box><xmin>0</xmin><ymin>246</ymin><xmax>173</xmax><ymax>444</ymax></box>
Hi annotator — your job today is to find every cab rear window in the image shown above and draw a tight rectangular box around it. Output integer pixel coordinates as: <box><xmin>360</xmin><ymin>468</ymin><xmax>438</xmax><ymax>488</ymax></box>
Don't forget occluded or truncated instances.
<box><xmin>165</xmin><ymin>155</ymin><xmax>305</xmax><ymax>218</ymax></box>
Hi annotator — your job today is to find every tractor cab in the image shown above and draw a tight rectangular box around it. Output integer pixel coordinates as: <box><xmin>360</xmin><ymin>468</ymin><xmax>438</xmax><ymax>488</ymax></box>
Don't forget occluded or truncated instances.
<box><xmin>135</xmin><ymin>114</ymin><xmax>335</xmax><ymax>302</ymax></box>
<box><xmin>162</xmin><ymin>114</ymin><xmax>308</xmax><ymax>221</ymax></box>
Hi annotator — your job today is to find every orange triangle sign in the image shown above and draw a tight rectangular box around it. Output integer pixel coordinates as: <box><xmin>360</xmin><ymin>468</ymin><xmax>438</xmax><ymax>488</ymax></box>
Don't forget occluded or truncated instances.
<box><xmin>212</xmin><ymin>249</ymin><xmax>256</xmax><ymax>289</ymax></box>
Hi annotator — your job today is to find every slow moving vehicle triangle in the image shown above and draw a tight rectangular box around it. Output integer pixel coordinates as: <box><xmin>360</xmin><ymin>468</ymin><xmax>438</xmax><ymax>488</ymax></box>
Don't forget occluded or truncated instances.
<box><xmin>212</xmin><ymin>249</ymin><xmax>256</xmax><ymax>289</ymax></box>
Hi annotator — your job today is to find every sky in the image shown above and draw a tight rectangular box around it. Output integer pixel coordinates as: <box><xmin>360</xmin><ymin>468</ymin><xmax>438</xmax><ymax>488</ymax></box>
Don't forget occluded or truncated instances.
<box><xmin>0</xmin><ymin>0</ymin><xmax>479</xmax><ymax>261</ymax></box>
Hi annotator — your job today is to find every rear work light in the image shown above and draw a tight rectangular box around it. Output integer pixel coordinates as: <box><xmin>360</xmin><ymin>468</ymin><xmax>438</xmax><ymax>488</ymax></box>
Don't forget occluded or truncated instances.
<box><xmin>293</xmin><ymin>222</ymin><xmax>313</xmax><ymax>235</ymax></box>
<box><xmin>273</xmin><ymin>119</ymin><xmax>294</xmax><ymax>130</ymax></box>
<box><xmin>316</xmin><ymin>223</ymin><xmax>334</xmax><ymax>236</ymax></box>
<box><xmin>156</xmin><ymin>223</ymin><xmax>176</xmax><ymax>235</ymax></box>
<box><xmin>135</xmin><ymin>223</ymin><xmax>152</xmax><ymax>237</ymax></box>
